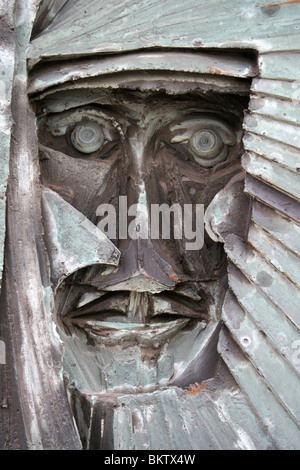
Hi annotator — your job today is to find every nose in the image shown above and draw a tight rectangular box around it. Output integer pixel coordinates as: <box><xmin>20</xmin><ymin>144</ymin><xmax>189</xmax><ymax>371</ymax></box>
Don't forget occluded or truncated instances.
<box><xmin>90</xmin><ymin>126</ymin><xmax>180</xmax><ymax>293</ymax></box>
<box><xmin>91</xmin><ymin>237</ymin><xmax>179</xmax><ymax>293</ymax></box>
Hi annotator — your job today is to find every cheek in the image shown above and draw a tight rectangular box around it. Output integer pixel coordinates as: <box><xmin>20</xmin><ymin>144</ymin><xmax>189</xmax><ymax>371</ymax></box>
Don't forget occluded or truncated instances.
<box><xmin>148</xmin><ymin>146</ymin><xmax>242</xmax><ymax>208</ymax></box>
<box><xmin>39</xmin><ymin>150</ymin><xmax>116</xmax><ymax>219</ymax></box>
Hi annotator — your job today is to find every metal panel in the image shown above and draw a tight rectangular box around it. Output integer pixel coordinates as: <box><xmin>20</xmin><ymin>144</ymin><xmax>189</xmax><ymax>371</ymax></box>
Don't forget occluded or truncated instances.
<box><xmin>41</xmin><ymin>187</ymin><xmax>120</xmax><ymax>289</ymax></box>
<box><xmin>243</xmin><ymin>133</ymin><xmax>299</xmax><ymax>174</ymax></box>
<box><xmin>221</xmin><ymin>69</ymin><xmax>300</xmax><ymax>450</ymax></box>
<box><xmin>111</xmin><ymin>385</ymin><xmax>275</xmax><ymax>450</ymax></box>
<box><xmin>27</xmin><ymin>50</ymin><xmax>257</xmax><ymax>94</ymax></box>
<box><xmin>244</xmin><ymin>112</ymin><xmax>300</xmax><ymax>150</ymax></box>
<box><xmin>32</xmin><ymin>0</ymin><xmax>69</xmax><ymax>36</ymax></box>
<box><xmin>245</xmin><ymin>175</ymin><xmax>300</xmax><ymax>223</ymax></box>
<box><xmin>0</xmin><ymin>0</ymin><xmax>82</xmax><ymax>450</ymax></box>
<box><xmin>249</xmin><ymin>95</ymin><xmax>300</xmax><ymax>126</ymax></box>
<box><xmin>259</xmin><ymin>51</ymin><xmax>300</xmax><ymax>80</ymax></box>
<box><xmin>219</xmin><ymin>328</ymin><xmax>300</xmax><ymax>450</ymax></box>
<box><xmin>252</xmin><ymin>201</ymin><xmax>300</xmax><ymax>256</ymax></box>
<box><xmin>242</xmin><ymin>152</ymin><xmax>300</xmax><ymax>201</ymax></box>
<box><xmin>28</xmin><ymin>0</ymin><xmax>300</xmax><ymax>66</ymax></box>
<box><xmin>247</xmin><ymin>221</ymin><xmax>300</xmax><ymax>287</ymax></box>
<box><xmin>251</xmin><ymin>77</ymin><xmax>300</xmax><ymax>101</ymax></box>
<box><xmin>224</xmin><ymin>234</ymin><xmax>300</xmax><ymax>329</ymax></box>
<box><xmin>228</xmin><ymin>263</ymin><xmax>300</xmax><ymax>374</ymax></box>
<box><xmin>222</xmin><ymin>291</ymin><xmax>300</xmax><ymax>426</ymax></box>
<box><xmin>0</xmin><ymin>2</ymin><xmax>15</xmax><ymax>288</ymax></box>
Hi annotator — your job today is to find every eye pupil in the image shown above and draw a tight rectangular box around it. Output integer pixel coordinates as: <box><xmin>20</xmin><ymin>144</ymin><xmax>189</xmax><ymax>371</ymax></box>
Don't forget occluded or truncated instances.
<box><xmin>189</xmin><ymin>128</ymin><xmax>223</xmax><ymax>162</ymax></box>
<box><xmin>71</xmin><ymin>122</ymin><xmax>104</xmax><ymax>153</ymax></box>
<box><xmin>197</xmin><ymin>131</ymin><xmax>216</xmax><ymax>150</ymax></box>
<box><xmin>81</xmin><ymin>129</ymin><xmax>94</xmax><ymax>142</ymax></box>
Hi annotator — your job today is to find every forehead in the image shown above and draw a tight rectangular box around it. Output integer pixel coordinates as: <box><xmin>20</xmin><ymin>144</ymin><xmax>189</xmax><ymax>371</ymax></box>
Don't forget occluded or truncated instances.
<box><xmin>31</xmin><ymin>52</ymin><xmax>254</xmax><ymax>134</ymax></box>
<box><xmin>29</xmin><ymin>51</ymin><xmax>255</xmax><ymax>117</ymax></box>
<box><xmin>28</xmin><ymin>51</ymin><xmax>257</xmax><ymax>93</ymax></box>
<box><xmin>36</xmin><ymin>85</ymin><xmax>249</xmax><ymax>122</ymax></box>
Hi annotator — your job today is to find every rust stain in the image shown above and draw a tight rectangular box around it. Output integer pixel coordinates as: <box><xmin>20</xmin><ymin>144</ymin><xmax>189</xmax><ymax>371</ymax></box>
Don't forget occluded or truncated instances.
<box><xmin>168</xmin><ymin>273</ymin><xmax>179</xmax><ymax>282</ymax></box>
<box><xmin>207</xmin><ymin>66</ymin><xmax>222</xmax><ymax>75</ymax></box>
<box><xmin>185</xmin><ymin>382</ymin><xmax>207</xmax><ymax>396</ymax></box>
<box><xmin>247</xmin><ymin>240</ymin><xmax>265</xmax><ymax>256</ymax></box>
<box><xmin>207</xmin><ymin>66</ymin><xmax>234</xmax><ymax>77</ymax></box>
<box><xmin>281</xmin><ymin>271</ymin><xmax>296</xmax><ymax>284</ymax></box>
<box><xmin>266</xmin><ymin>0</ymin><xmax>300</xmax><ymax>7</ymax></box>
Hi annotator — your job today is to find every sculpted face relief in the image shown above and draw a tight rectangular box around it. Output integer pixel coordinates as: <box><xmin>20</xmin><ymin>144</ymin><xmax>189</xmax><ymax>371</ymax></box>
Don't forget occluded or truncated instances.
<box><xmin>37</xmin><ymin>83</ymin><xmax>247</xmax><ymax>396</ymax></box>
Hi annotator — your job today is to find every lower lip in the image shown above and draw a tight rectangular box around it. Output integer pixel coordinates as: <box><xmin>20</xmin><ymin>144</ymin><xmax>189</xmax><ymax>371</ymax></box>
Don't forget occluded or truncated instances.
<box><xmin>77</xmin><ymin>318</ymin><xmax>193</xmax><ymax>347</ymax></box>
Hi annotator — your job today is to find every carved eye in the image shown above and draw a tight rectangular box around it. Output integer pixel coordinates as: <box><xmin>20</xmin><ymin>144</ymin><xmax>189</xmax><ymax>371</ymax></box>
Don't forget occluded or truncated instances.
<box><xmin>189</xmin><ymin>128</ymin><xmax>228</xmax><ymax>168</ymax></box>
<box><xmin>71</xmin><ymin>122</ymin><xmax>104</xmax><ymax>154</ymax></box>
<box><xmin>44</xmin><ymin>109</ymin><xmax>118</xmax><ymax>158</ymax></box>
<box><xmin>169</xmin><ymin>117</ymin><xmax>236</xmax><ymax>168</ymax></box>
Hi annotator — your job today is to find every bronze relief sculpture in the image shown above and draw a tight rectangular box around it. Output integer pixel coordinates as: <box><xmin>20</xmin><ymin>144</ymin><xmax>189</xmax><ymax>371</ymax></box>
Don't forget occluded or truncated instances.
<box><xmin>1</xmin><ymin>0</ymin><xmax>300</xmax><ymax>450</ymax></box>
<box><xmin>32</xmin><ymin>57</ymin><xmax>263</xmax><ymax>449</ymax></box>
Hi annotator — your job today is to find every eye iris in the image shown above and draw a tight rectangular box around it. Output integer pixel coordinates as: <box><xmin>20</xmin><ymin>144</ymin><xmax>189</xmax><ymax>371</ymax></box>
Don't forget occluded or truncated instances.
<box><xmin>198</xmin><ymin>132</ymin><xmax>215</xmax><ymax>149</ymax></box>
<box><xmin>71</xmin><ymin>123</ymin><xmax>104</xmax><ymax>153</ymax></box>
<box><xmin>190</xmin><ymin>129</ymin><xmax>222</xmax><ymax>159</ymax></box>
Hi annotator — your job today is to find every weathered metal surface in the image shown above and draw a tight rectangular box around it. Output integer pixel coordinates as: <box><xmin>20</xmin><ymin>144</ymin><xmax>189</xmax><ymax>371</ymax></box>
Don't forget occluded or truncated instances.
<box><xmin>224</xmin><ymin>235</ymin><xmax>300</xmax><ymax>329</ymax></box>
<box><xmin>249</xmin><ymin>95</ymin><xmax>300</xmax><ymax>126</ymax></box>
<box><xmin>252</xmin><ymin>200</ymin><xmax>300</xmax><ymax>256</ymax></box>
<box><xmin>245</xmin><ymin>175</ymin><xmax>300</xmax><ymax>222</ymax></box>
<box><xmin>242</xmin><ymin>152</ymin><xmax>299</xmax><ymax>201</ymax></box>
<box><xmin>222</xmin><ymin>291</ymin><xmax>300</xmax><ymax>426</ymax></box>
<box><xmin>28</xmin><ymin>0</ymin><xmax>300</xmax><ymax>66</ymax></box>
<box><xmin>251</xmin><ymin>77</ymin><xmax>300</xmax><ymax>101</ymax></box>
<box><xmin>204</xmin><ymin>173</ymin><xmax>251</xmax><ymax>243</ymax></box>
<box><xmin>244</xmin><ymin>113</ymin><xmax>300</xmax><ymax>150</ymax></box>
<box><xmin>70</xmin><ymin>375</ymin><xmax>276</xmax><ymax>450</ymax></box>
<box><xmin>226</xmin><ymin>67</ymin><xmax>300</xmax><ymax>446</ymax></box>
<box><xmin>35</xmin><ymin>78</ymin><xmax>249</xmax><ymax>433</ymax></box>
<box><xmin>247</xmin><ymin>221</ymin><xmax>300</xmax><ymax>287</ymax></box>
<box><xmin>219</xmin><ymin>328</ymin><xmax>300</xmax><ymax>450</ymax></box>
<box><xmin>1</xmin><ymin>0</ymin><xmax>300</xmax><ymax>452</ymax></box>
<box><xmin>228</xmin><ymin>263</ymin><xmax>300</xmax><ymax>374</ymax></box>
<box><xmin>31</xmin><ymin>0</ymin><xmax>68</xmax><ymax>37</ymax></box>
<box><xmin>0</xmin><ymin>1</ymin><xmax>15</xmax><ymax>291</ymax></box>
<box><xmin>28</xmin><ymin>50</ymin><xmax>257</xmax><ymax>94</ymax></box>
<box><xmin>0</xmin><ymin>0</ymin><xmax>81</xmax><ymax>450</ymax></box>
<box><xmin>259</xmin><ymin>52</ymin><xmax>300</xmax><ymax>80</ymax></box>
<box><xmin>30</xmin><ymin>72</ymin><xmax>252</xmax><ymax>107</ymax></box>
<box><xmin>41</xmin><ymin>187</ymin><xmax>120</xmax><ymax>289</ymax></box>
<box><xmin>216</xmin><ymin>61</ymin><xmax>300</xmax><ymax>445</ymax></box>
<box><xmin>243</xmin><ymin>133</ymin><xmax>299</xmax><ymax>174</ymax></box>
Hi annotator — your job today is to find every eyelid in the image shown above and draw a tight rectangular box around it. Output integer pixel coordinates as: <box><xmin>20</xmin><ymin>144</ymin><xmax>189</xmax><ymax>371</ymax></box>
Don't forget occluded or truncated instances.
<box><xmin>169</xmin><ymin>117</ymin><xmax>236</xmax><ymax>146</ymax></box>
<box><xmin>46</xmin><ymin>109</ymin><xmax>117</xmax><ymax>143</ymax></box>
<box><xmin>167</xmin><ymin>116</ymin><xmax>237</xmax><ymax>168</ymax></box>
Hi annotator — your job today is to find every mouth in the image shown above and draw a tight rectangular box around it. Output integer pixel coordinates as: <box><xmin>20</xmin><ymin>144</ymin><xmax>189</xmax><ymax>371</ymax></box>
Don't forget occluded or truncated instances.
<box><xmin>61</xmin><ymin>286</ymin><xmax>210</xmax><ymax>347</ymax></box>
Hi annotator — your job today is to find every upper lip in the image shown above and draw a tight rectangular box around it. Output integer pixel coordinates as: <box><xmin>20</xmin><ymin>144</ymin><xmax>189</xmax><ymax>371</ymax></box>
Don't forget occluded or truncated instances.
<box><xmin>60</xmin><ymin>287</ymin><xmax>210</xmax><ymax>346</ymax></box>
<box><xmin>64</xmin><ymin>288</ymin><xmax>209</xmax><ymax>323</ymax></box>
